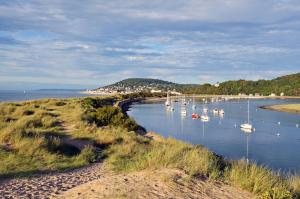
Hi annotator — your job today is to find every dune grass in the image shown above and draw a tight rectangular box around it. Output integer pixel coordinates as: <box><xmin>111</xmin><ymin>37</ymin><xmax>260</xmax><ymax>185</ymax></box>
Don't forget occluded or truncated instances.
<box><xmin>0</xmin><ymin>98</ymin><xmax>96</xmax><ymax>177</ymax></box>
<box><xmin>0</xmin><ymin>95</ymin><xmax>300</xmax><ymax>198</ymax></box>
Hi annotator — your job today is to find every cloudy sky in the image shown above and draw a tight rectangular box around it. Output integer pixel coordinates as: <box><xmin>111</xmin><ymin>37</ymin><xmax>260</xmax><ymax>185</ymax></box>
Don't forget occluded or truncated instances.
<box><xmin>1</xmin><ymin>0</ymin><xmax>300</xmax><ymax>89</ymax></box>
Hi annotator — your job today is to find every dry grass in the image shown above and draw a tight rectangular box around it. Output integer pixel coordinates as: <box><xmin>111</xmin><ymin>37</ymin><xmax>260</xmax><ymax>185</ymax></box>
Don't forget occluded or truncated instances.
<box><xmin>0</xmin><ymin>98</ymin><xmax>95</xmax><ymax>178</ymax></box>
<box><xmin>0</xmin><ymin>96</ymin><xmax>300</xmax><ymax>198</ymax></box>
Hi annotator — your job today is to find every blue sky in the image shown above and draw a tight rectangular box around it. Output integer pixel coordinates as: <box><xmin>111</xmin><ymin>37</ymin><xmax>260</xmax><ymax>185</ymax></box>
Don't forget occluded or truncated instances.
<box><xmin>0</xmin><ymin>0</ymin><xmax>300</xmax><ymax>89</ymax></box>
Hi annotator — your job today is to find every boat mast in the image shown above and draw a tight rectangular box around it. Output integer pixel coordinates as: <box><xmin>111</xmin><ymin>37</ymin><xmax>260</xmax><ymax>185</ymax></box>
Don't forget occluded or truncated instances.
<box><xmin>248</xmin><ymin>100</ymin><xmax>250</xmax><ymax>124</ymax></box>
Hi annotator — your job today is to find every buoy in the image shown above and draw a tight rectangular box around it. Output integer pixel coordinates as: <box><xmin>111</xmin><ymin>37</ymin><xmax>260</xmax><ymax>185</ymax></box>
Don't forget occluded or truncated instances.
<box><xmin>276</xmin><ymin>133</ymin><xmax>280</xmax><ymax>136</ymax></box>
<box><xmin>234</xmin><ymin>124</ymin><xmax>237</xmax><ymax>128</ymax></box>
<box><xmin>278</xmin><ymin>121</ymin><xmax>281</xmax><ymax>125</ymax></box>
<box><xmin>253</xmin><ymin>128</ymin><xmax>256</xmax><ymax>132</ymax></box>
<box><xmin>296</xmin><ymin>124</ymin><xmax>299</xmax><ymax>128</ymax></box>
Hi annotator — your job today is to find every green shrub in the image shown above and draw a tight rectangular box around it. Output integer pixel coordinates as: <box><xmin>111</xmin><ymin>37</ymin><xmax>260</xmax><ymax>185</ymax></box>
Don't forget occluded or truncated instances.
<box><xmin>82</xmin><ymin>105</ymin><xmax>138</xmax><ymax>131</ymax></box>
<box><xmin>81</xmin><ymin>97</ymin><xmax>115</xmax><ymax>110</ymax></box>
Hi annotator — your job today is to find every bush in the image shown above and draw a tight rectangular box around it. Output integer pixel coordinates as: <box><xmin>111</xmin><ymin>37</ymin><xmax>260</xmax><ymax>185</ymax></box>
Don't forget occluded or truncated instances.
<box><xmin>82</xmin><ymin>106</ymin><xmax>139</xmax><ymax>131</ymax></box>
<box><xmin>81</xmin><ymin>97</ymin><xmax>115</xmax><ymax>110</ymax></box>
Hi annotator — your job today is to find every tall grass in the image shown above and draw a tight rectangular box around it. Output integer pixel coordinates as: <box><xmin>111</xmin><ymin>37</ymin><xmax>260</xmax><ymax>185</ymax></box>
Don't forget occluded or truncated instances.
<box><xmin>0</xmin><ymin>98</ymin><xmax>96</xmax><ymax>178</ymax></box>
<box><xmin>0</xmin><ymin>96</ymin><xmax>299</xmax><ymax>198</ymax></box>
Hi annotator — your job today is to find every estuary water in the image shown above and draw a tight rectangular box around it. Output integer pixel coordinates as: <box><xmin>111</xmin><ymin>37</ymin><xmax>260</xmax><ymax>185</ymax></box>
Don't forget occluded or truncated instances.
<box><xmin>0</xmin><ymin>90</ymin><xmax>89</xmax><ymax>102</ymax></box>
<box><xmin>128</xmin><ymin>98</ymin><xmax>300</xmax><ymax>172</ymax></box>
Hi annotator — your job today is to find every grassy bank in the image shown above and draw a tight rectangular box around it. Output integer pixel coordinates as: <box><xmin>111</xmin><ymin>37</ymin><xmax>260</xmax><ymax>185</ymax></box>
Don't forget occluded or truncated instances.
<box><xmin>0</xmin><ymin>94</ymin><xmax>299</xmax><ymax>198</ymax></box>
<box><xmin>262</xmin><ymin>104</ymin><xmax>300</xmax><ymax>115</ymax></box>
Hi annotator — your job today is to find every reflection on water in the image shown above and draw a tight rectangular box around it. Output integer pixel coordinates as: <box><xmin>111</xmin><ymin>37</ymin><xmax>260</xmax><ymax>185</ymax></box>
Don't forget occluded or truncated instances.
<box><xmin>128</xmin><ymin>98</ymin><xmax>300</xmax><ymax>172</ymax></box>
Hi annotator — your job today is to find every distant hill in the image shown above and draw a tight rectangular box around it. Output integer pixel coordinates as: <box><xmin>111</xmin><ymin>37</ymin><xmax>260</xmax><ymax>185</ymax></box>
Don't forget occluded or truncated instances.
<box><xmin>97</xmin><ymin>73</ymin><xmax>300</xmax><ymax>96</ymax></box>
<box><xmin>184</xmin><ymin>73</ymin><xmax>300</xmax><ymax>96</ymax></box>
<box><xmin>99</xmin><ymin>78</ymin><xmax>182</xmax><ymax>92</ymax></box>
<box><xmin>103</xmin><ymin>78</ymin><xmax>177</xmax><ymax>88</ymax></box>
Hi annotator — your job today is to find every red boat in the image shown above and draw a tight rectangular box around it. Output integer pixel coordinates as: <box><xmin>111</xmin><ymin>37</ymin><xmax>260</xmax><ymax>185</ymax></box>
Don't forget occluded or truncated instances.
<box><xmin>192</xmin><ymin>113</ymin><xmax>200</xmax><ymax>119</ymax></box>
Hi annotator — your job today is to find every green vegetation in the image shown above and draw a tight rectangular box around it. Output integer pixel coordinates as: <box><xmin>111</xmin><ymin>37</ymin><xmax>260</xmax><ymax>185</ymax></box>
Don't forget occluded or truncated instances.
<box><xmin>0</xmin><ymin>95</ymin><xmax>300</xmax><ymax>198</ymax></box>
<box><xmin>102</xmin><ymin>73</ymin><xmax>300</xmax><ymax>96</ymax></box>
<box><xmin>184</xmin><ymin>73</ymin><xmax>300</xmax><ymax>96</ymax></box>
<box><xmin>102</xmin><ymin>78</ymin><xmax>180</xmax><ymax>91</ymax></box>
<box><xmin>81</xmin><ymin>97</ymin><xmax>139</xmax><ymax>131</ymax></box>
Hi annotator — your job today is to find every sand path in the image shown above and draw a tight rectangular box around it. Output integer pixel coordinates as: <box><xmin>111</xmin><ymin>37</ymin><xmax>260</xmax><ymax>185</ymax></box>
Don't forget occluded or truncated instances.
<box><xmin>0</xmin><ymin>163</ymin><xmax>105</xmax><ymax>199</ymax></box>
<box><xmin>59</xmin><ymin>169</ymin><xmax>254</xmax><ymax>199</ymax></box>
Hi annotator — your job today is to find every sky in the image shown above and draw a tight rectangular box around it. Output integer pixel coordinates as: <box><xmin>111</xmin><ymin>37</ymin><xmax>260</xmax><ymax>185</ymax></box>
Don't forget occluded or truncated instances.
<box><xmin>0</xmin><ymin>0</ymin><xmax>300</xmax><ymax>89</ymax></box>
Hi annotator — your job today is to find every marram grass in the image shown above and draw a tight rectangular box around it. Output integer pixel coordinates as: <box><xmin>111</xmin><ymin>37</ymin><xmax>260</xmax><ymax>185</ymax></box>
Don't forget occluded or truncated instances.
<box><xmin>0</xmin><ymin>95</ymin><xmax>299</xmax><ymax>199</ymax></box>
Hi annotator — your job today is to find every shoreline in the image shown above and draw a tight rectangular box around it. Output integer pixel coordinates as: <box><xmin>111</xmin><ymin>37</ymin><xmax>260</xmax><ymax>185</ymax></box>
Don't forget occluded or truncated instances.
<box><xmin>261</xmin><ymin>104</ymin><xmax>300</xmax><ymax>115</ymax></box>
<box><xmin>1</xmin><ymin>95</ymin><xmax>299</xmax><ymax>198</ymax></box>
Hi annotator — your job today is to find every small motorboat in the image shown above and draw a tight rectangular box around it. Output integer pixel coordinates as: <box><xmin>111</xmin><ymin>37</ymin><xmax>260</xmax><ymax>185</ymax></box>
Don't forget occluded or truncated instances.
<box><xmin>192</xmin><ymin>113</ymin><xmax>200</xmax><ymax>119</ymax></box>
<box><xmin>201</xmin><ymin>115</ymin><xmax>210</xmax><ymax>122</ymax></box>
<box><xmin>240</xmin><ymin>123</ymin><xmax>253</xmax><ymax>130</ymax></box>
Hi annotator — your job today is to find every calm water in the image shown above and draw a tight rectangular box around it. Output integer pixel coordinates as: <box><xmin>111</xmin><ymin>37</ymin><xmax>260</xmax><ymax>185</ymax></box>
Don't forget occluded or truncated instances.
<box><xmin>0</xmin><ymin>90</ymin><xmax>89</xmax><ymax>102</ymax></box>
<box><xmin>128</xmin><ymin>98</ymin><xmax>300</xmax><ymax>172</ymax></box>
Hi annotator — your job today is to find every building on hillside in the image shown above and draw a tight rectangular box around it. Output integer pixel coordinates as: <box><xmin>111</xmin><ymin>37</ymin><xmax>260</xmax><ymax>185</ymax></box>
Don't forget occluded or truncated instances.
<box><xmin>280</xmin><ymin>92</ymin><xmax>284</xmax><ymax>96</ymax></box>
<box><xmin>214</xmin><ymin>82</ymin><xmax>220</xmax><ymax>87</ymax></box>
<box><xmin>270</xmin><ymin>93</ymin><xmax>276</xmax><ymax>97</ymax></box>
<box><xmin>150</xmin><ymin>89</ymin><xmax>162</xmax><ymax>93</ymax></box>
<box><xmin>170</xmin><ymin>91</ymin><xmax>181</xmax><ymax>95</ymax></box>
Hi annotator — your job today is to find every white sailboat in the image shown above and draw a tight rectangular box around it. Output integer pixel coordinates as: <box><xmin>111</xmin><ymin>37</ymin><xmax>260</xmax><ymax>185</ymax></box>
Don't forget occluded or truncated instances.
<box><xmin>165</xmin><ymin>92</ymin><xmax>170</xmax><ymax>106</ymax></box>
<box><xmin>240</xmin><ymin>100</ymin><xmax>253</xmax><ymax>131</ymax></box>
<box><xmin>181</xmin><ymin>106</ymin><xmax>187</xmax><ymax>116</ymax></box>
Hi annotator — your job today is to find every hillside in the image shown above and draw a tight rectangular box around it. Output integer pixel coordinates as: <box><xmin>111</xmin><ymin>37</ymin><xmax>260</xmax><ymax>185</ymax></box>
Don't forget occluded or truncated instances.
<box><xmin>103</xmin><ymin>78</ymin><xmax>177</xmax><ymax>88</ymax></box>
<box><xmin>96</xmin><ymin>73</ymin><xmax>300</xmax><ymax>96</ymax></box>
<box><xmin>184</xmin><ymin>73</ymin><xmax>300</xmax><ymax>96</ymax></box>
<box><xmin>97</xmin><ymin>78</ymin><xmax>182</xmax><ymax>93</ymax></box>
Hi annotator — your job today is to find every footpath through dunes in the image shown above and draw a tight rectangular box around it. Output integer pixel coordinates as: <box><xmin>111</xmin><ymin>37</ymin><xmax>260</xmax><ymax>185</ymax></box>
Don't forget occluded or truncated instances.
<box><xmin>0</xmin><ymin>163</ymin><xmax>105</xmax><ymax>199</ymax></box>
<box><xmin>59</xmin><ymin>168</ymin><xmax>254</xmax><ymax>199</ymax></box>
<box><xmin>0</xmin><ymin>165</ymin><xmax>255</xmax><ymax>199</ymax></box>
